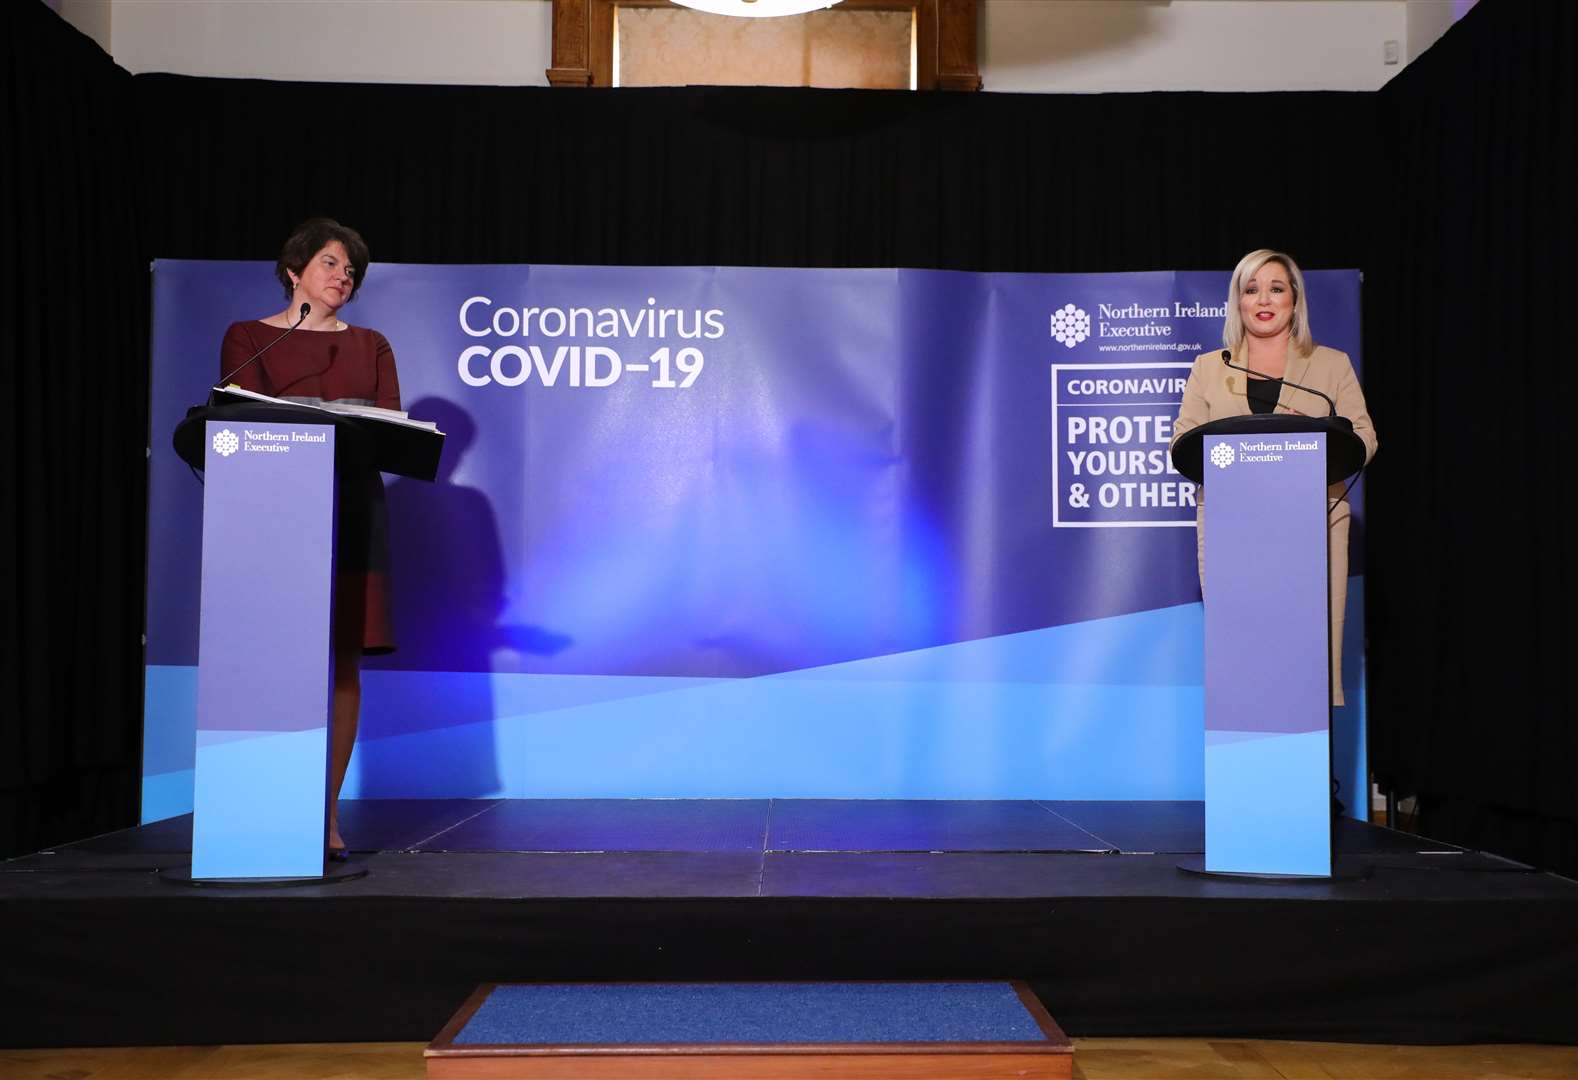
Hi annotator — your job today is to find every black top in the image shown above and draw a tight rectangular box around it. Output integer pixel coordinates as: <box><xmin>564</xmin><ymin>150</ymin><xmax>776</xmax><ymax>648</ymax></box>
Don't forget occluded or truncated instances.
<box><xmin>1246</xmin><ymin>376</ymin><xmax>1284</xmax><ymax>415</ymax></box>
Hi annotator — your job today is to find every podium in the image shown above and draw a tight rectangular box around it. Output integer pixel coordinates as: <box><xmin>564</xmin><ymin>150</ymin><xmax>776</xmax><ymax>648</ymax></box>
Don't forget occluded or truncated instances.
<box><xmin>171</xmin><ymin>397</ymin><xmax>442</xmax><ymax>881</ymax></box>
<box><xmin>1171</xmin><ymin>415</ymin><xmax>1365</xmax><ymax>878</ymax></box>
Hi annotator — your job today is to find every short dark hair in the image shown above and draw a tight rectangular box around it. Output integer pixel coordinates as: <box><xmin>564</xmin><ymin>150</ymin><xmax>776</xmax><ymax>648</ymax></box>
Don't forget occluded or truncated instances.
<box><xmin>276</xmin><ymin>218</ymin><xmax>371</xmax><ymax>302</ymax></box>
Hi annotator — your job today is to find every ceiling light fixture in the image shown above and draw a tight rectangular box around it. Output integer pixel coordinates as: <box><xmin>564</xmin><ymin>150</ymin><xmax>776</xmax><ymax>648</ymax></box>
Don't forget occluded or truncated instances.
<box><xmin>670</xmin><ymin>0</ymin><xmax>844</xmax><ymax>17</ymax></box>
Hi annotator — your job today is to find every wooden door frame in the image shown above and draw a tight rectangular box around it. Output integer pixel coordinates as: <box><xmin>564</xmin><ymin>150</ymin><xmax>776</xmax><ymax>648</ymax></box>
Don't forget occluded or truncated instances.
<box><xmin>547</xmin><ymin>0</ymin><xmax>981</xmax><ymax>90</ymax></box>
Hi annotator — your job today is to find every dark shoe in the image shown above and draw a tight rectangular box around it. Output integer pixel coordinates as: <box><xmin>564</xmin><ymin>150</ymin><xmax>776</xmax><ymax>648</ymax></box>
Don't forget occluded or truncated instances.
<box><xmin>328</xmin><ymin>846</ymin><xmax>350</xmax><ymax>863</ymax></box>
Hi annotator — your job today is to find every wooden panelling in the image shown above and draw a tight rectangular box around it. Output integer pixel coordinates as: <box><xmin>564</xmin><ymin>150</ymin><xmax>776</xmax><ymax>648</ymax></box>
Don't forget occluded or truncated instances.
<box><xmin>547</xmin><ymin>0</ymin><xmax>594</xmax><ymax>85</ymax></box>
<box><xmin>427</xmin><ymin>1052</ymin><xmax>1067</xmax><ymax>1079</ymax></box>
<box><xmin>548</xmin><ymin>0</ymin><xmax>981</xmax><ymax>90</ymax></box>
<box><xmin>11</xmin><ymin>1040</ymin><xmax>1578</xmax><ymax>1079</ymax></box>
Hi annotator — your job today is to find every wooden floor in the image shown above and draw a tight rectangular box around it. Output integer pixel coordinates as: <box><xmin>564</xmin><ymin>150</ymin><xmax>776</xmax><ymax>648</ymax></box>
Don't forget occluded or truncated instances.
<box><xmin>4</xmin><ymin>1039</ymin><xmax>1578</xmax><ymax>1080</ymax></box>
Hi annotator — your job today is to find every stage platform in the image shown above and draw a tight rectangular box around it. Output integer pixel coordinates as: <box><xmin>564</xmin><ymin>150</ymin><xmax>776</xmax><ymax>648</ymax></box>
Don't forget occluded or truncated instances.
<box><xmin>3</xmin><ymin>799</ymin><xmax>1575</xmax><ymax>1048</ymax></box>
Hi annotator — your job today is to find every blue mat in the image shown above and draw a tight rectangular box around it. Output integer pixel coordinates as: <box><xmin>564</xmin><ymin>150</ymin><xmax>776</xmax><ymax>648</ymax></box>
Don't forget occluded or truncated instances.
<box><xmin>454</xmin><ymin>982</ymin><xmax>1048</xmax><ymax>1045</ymax></box>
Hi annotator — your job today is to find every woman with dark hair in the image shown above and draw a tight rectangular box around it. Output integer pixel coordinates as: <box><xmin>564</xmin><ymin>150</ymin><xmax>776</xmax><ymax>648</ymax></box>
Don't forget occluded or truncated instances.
<box><xmin>219</xmin><ymin>218</ymin><xmax>401</xmax><ymax>859</ymax></box>
<box><xmin>1172</xmin><ymin>249</ymin><xmax>1377</xmax><ymax>705</ymax></box>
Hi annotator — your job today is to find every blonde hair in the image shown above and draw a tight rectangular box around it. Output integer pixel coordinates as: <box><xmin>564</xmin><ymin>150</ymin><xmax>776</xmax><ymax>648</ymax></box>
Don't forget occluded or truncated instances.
<box><xmin>1223</xmin><ymin>248</ymin><xmax>1314</xmax><ymax>356</ymax></box>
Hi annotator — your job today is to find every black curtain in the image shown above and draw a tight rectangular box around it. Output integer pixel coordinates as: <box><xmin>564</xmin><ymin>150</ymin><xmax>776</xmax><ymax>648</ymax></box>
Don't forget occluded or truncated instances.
<box><xmin>2</xmin><ymin>5</ymin><xmax>148</xmax><ymax>858</ymax></box>
<box><xmin>7</xmin><ymin>1</ymin><xmax>1575</xmax><ymax>877</ymax></box>
<box><xmin>133</xmin><ymin>74</ymin><xmax>1372</xmax><ymax>274</ymax></box>
<box><xmin>1366</xmin><ymin>4</ymin><xmax>1578</xmax><ymax>874</ymax></box>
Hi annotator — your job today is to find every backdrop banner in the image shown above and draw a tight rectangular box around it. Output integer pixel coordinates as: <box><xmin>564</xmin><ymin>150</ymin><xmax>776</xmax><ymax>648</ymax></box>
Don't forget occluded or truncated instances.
<box><xmin>142</xmin><ymin>263</ymin><xmax>1366</xmax><ymax>818</ymax></box>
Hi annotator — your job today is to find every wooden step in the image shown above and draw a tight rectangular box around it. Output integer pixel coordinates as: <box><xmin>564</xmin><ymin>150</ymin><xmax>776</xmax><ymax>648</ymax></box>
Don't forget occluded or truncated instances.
<box><xmin>426</xmin><ymin>981</ymin><xmax>1072</xmax><ymax>1079</ymax></box>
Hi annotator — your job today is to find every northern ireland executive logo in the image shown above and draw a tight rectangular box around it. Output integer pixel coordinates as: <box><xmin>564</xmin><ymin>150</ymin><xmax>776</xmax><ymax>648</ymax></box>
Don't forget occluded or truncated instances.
<box><xmin>1050</xmin><ymin>304</ymin><xmax>1091</xmax><ymax>349</ymax></box>
<box><xmin>212</xmin><ymin>429</ymin><xmax>240</xmax><ymax>457</ymax></box>
<box><xmin>1210</xmin><ymin>442</ymin><xmax>1235</xmax><ymax>469</ymax></box>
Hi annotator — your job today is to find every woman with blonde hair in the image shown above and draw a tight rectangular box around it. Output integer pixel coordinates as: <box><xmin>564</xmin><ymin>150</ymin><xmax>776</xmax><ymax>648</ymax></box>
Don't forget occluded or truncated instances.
<box><xmin>1172</xmin><ymin>249</ymin><xmax>1377</xmax><ymax>705</ymax></box>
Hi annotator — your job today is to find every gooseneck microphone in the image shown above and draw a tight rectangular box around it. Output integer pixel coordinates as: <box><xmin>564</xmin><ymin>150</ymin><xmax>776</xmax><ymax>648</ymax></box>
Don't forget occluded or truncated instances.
<box><xmin>216</xmin><ymin>302</ymin><xmax>312</xmax><ymax>389</ymax></box>
<box><xmin>1221</xmin><ymin>348</ymin><xmax>1338</xmax><ymax>417</ymax></box>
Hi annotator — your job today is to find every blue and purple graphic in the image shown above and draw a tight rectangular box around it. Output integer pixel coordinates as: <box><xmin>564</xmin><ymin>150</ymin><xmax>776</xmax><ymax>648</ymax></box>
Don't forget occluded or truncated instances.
<box><xmin>142</xmin><ymin>264</ymin><xmax>1366</xmax><ymax>818</ymax></box>
<box><xmin>1203</xmin><ymin>431</ymin><xmax>1333</xmax><ymax>875</ymax></box>
<box><xmin>192</xmin><ymin>419</ymin><xmax>337</xmax><ymax>878</ymax></box>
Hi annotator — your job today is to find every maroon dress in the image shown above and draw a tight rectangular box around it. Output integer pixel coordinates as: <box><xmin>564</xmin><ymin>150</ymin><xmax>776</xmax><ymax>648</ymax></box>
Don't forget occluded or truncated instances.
<box><xmin>219</xmin><ymin>321</ymin><xmax>402</xmax><ymax>654</ymax></box>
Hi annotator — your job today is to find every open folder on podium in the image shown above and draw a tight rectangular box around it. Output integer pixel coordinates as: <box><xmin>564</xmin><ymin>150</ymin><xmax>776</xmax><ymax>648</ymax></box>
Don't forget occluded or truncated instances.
<box><xmin>172</xmin><ymin>394</ymin><xmax>444</xmax><ymax>881</ymax></box>
<box><xmin>206</xmin><ymin>384</ymin><xmax>444</xmax><ymax>481</ymax></box>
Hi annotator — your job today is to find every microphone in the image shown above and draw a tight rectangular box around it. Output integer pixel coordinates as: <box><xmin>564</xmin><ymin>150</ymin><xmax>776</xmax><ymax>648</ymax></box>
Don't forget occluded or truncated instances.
<box><xmin>1221</xmin><ymin>348</ymin><xmax>1338</xmax><ymax>417</ymax></box>
<box><xmin>216</xmin><ymin>302</ymin><xmax>311</xmax><ymax>390</ymax></box>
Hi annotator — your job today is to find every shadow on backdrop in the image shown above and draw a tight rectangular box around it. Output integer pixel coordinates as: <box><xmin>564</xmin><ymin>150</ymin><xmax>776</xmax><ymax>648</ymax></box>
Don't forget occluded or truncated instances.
<box><xmin>359</xmin><ymin>396</ymin><xmax>568</xmax><ymax>795</ymax></box>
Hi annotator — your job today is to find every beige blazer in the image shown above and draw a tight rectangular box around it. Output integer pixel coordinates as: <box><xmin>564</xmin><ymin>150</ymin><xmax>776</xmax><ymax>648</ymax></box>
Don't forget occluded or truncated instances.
<box><xmin>1172</xmin><ymin>343</ymin><xmax>1378</xmax><ymax>486</ymax></box>
<box><xmin>1170</xmin><ymin>342</ymin><xmax>1377</xmax><ymax>705</ymax></box>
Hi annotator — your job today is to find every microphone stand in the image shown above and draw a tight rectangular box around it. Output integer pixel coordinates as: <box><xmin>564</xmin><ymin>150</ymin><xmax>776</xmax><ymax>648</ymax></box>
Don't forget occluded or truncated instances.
<box><xmin>1220</xmin><ymin>348</ymin><xmax>1339</xmax><ymax>417</ymax></box>
<box><xmin>212</xmin><ymin>301</ymin><xmax>312</xmax><ymax>402</ymax></box>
